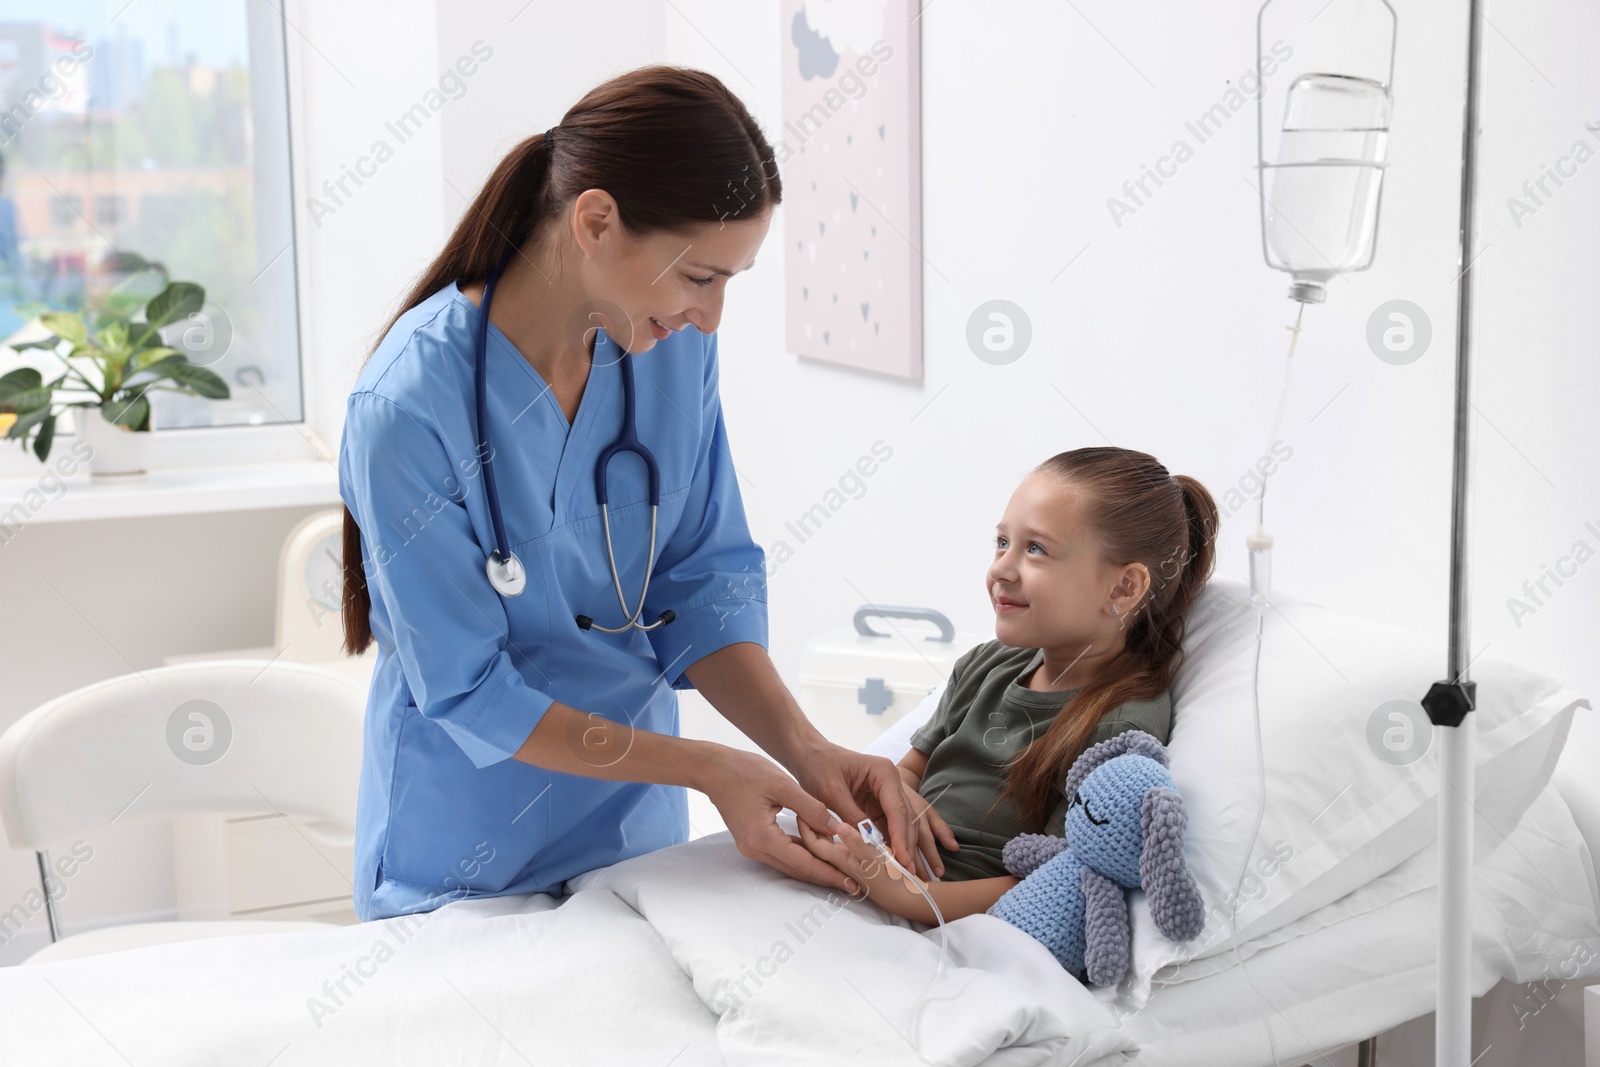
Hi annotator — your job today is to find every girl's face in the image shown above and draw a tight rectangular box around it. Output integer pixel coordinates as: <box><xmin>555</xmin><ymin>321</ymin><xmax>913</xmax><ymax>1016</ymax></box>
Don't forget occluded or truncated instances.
<box><xmin>987</xmin><ymin>472</ymin><xmax>1146</xmax><ymax>651</ymax></box>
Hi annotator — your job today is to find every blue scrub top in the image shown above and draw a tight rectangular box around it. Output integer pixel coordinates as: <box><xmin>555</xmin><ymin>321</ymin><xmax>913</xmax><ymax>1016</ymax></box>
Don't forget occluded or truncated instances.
<box><xmin>338</xmin><ymin>279</ymin><xmax>768</xmax><ymax>921</ymax></box>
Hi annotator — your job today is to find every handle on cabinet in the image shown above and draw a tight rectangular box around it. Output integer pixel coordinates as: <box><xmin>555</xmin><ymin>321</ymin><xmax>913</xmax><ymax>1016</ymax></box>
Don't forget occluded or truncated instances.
<box><xmin>852</xmin><ymin>605</ymin><xmax>956</xmax><ymax>643</ymax></box>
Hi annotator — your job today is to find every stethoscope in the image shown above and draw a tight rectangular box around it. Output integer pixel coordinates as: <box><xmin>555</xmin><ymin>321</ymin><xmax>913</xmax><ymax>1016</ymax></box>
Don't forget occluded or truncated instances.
<box><xmin>474</xmin><ymin>248</ymin><xmax>675</xmax><ymax>634</ymax></box>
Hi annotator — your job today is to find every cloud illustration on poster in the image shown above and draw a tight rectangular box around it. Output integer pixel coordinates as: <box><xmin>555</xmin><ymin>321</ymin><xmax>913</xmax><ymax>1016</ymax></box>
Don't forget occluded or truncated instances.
<box><xmin>804</xmin><ymin>0</ymin><xmax>887</xmax><ymax>56</ymax></box>
<box><xmin>791</xmin><ymin>9</ymin><xmax>839</xmax><ymax>80</ymax></box>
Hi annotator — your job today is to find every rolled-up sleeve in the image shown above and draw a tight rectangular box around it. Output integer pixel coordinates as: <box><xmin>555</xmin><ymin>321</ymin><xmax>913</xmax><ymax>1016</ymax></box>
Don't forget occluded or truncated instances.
<box><xmin>643</xmin><ymin>331</ymin><xmax>768</xmax><ymax>690</ymax></box>
<box><xmin>340</xmin><ymin>390</ymin><xmax>556</xmax><ymax>768</ymax></box>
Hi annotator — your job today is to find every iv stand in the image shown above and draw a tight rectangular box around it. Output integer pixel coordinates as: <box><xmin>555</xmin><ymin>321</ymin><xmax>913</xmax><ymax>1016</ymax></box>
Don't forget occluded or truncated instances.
<box><xmin>1417</xmin><ymin>0</ymin><xmax>1486</xmax><ymax>1064</ymax></box>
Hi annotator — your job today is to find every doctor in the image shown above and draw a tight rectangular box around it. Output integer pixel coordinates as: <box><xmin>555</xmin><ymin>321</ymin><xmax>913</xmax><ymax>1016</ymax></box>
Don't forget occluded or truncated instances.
<box><xmin>337</xmin><ymin>67</ymin><xmax>940</xmax><ymax>922</ymax></box>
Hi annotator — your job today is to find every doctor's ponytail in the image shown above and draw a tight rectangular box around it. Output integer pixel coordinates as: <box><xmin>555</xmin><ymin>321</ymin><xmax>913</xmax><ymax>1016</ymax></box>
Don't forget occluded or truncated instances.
<box><xmin>341</xmin><ymin>65</ymin><xmax>782</xmax><ymax>656</ymax></box>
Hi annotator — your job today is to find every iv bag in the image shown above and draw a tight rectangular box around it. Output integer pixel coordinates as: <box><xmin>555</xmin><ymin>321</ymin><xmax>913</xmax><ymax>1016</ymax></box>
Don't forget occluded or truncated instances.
<box><xmin>1262</xmin><ymin>73</ymin><xmax>1392</xmax><ymax>302</ymax></box>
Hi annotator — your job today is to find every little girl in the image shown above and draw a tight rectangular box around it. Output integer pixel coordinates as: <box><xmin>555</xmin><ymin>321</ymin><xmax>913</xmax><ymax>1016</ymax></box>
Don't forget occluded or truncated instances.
<box><xmin>799</xmin><ymin>446</ymin><xmax>1219</xmax><ymax>924</ymax></box>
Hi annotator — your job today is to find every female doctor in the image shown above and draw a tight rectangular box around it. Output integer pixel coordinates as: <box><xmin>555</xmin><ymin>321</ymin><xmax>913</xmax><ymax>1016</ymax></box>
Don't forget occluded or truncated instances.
<box><xmin>337</xmin><ymin>66</ymin><xmax>945</xmax><ymax>922</ymax></box>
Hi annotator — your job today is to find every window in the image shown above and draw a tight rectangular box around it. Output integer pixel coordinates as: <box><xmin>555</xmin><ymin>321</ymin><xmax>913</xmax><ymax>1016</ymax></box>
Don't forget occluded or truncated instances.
<box><xmin>0</xmin><ymin>4</ymin><xmax>303</xmax><ymax>431</ymax></box>
<box><xmin>94</xmin><ymin>193</ymin><xmax>124</xmax><ymax>226</ymax></box>
<box><xmin>50</xmin><ymin>193</ymin><xmax>83</xmax><ymax>228</ymax></box>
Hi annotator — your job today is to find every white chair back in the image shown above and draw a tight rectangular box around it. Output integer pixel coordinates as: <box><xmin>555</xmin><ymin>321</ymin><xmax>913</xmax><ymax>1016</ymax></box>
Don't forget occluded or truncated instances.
<box><xmin>275</xmin><ymin>507</ymin><xmax>351</xmax><ymax>663</ymax></box>
<box><xmin>0</xmin><ymin>660</ymin><xmax>365</xmax><ymax>852</ymax></box>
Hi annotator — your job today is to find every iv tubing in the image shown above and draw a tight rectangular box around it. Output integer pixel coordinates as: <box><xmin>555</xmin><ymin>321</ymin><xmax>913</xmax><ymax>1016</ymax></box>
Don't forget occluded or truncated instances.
<box><xmin>1230</xmin><ymin>302</ymin><xmax>1307</xmax><ymax>1067</ymax></box>
<box><xmin>855</xmin><ymin>818</ymin><xmax>949</xmax><ymax>992</ymax></box>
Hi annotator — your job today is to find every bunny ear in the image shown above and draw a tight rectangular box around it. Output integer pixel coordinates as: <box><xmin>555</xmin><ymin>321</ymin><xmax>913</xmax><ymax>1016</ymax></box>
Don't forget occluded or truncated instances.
<box><xmin>1063</xmin><ymin>728</ymin><xmax>1170</xmax><ymax>804</ymax></box>
<box><xmin>1139</xmin><ymin>787</ymin><xmax>1206</xmax><ymax>942</ymax></box>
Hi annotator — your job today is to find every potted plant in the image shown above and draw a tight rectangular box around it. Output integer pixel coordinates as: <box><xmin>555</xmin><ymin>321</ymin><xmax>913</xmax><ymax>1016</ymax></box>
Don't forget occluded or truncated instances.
<box><xmin>0</xmin><ymin>281</ymin><xmax>230</xmax><ymax>475</ymax></box>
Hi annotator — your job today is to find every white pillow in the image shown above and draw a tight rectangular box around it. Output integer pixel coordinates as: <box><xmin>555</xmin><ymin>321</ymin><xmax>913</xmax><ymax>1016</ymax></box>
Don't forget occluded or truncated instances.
<box><xmin>864</xmin><ymin>578</ymin><xmax>1585</xmax><ymax>1000</ymax></box>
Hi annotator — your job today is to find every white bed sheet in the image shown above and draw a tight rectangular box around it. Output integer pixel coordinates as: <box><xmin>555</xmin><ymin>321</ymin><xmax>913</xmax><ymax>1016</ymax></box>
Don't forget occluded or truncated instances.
<box><xmin>1</xmin><ymin>697</ymin><xmax>1591</xmax><ymax>1066</ymax></box>
<box><xmin>0</xmin><ymin>883</ymin><xmax>725</xmax><ymax>1066</ymax></box>
<box><xmin>0</xmin><ymin>811</ymin><xmax>1134</xmax><ymax>1067</ymax></box>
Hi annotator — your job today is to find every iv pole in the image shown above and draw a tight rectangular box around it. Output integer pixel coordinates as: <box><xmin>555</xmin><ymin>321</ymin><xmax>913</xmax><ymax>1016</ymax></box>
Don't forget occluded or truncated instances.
<box><xmin>1253</xmin><ymin>0</ymin><xmax>1482</xmax><ymax>1060</ymax></box>
<box><xmin>1419</xmin><ymin>0</ymin><xmax>1486</xmax><ymax>1062</ymax></box>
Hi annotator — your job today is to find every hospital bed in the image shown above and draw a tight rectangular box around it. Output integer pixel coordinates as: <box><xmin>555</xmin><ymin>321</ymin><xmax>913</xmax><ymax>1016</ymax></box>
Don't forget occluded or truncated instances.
<box><xmin>0</xmin><ymin>578</ymin><xmax>1595</xmax><ymax>1066</ymax></box>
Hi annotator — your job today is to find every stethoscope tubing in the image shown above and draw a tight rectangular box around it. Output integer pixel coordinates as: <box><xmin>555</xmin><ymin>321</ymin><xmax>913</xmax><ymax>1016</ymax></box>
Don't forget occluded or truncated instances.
<box><xmin>472</xmin><ymin>246</ymin><xmax>672</xmax><ymax>633</ymax></box>
<box><xmin>477</xmin><ymin>246</ymin><xmax>518</xmax><ymax>569</ymax></box>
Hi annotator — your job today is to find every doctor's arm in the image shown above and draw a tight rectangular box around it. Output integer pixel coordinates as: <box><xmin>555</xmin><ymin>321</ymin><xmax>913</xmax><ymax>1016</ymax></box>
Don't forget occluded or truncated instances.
<box><xmin>634</xmin><ymin>330</ymin><xmax>920</xmax><ymax>873</ymax></box>
<box><xmin>343</xmin><ymin>392</ymin><xmax>866</xmax><ymax>892</ymax></box>
<box><xmin>682</xmin><ymin>643</ymin><xmax>932</xmax><ymax>874</ymax></box>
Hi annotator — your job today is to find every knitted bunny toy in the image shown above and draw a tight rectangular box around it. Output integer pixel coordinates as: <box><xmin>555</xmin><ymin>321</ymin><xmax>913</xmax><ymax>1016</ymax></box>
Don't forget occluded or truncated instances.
<box><xmin>986</xmin><ymin>729</ymin><xmax>1205</xmax><ymax>986</ymax></box>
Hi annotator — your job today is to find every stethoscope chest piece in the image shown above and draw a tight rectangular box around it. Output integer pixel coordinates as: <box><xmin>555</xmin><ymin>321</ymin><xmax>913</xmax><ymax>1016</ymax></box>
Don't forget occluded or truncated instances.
<box><xmin>487</xmin><ymin>550</ymin><xmax>526</xmax><ymax>597</ymax></box>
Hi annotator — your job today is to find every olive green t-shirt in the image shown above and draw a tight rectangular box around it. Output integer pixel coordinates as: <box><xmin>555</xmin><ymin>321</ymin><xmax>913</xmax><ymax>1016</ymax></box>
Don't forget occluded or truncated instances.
<box><xmin>907</xmin><ymin>639</ymin><xmax>1173</xmax><ymax>882</ymax></box>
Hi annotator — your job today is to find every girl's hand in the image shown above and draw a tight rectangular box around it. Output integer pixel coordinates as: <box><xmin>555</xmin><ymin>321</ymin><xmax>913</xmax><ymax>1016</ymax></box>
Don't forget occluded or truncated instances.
<box><xmin>898</xmin><ymin>779</ymin><xmax>959</xmax><ymax>879</ymax></box>
<box><xmin>795</xmin><ymin>818</ymin><xmax>935</xmax><ymax>922</ymax></box>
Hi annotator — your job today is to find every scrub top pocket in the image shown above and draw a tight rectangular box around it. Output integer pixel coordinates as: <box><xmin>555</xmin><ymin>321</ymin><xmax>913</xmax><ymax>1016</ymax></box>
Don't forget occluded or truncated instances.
<box><xmin>383</xmin><ymin>704</ymin><xmax>554</xmax><ymax>896</ymax></box>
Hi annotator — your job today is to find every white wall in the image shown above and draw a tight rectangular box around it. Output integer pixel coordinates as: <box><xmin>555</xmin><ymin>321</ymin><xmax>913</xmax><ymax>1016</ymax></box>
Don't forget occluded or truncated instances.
<box><xmin>638</xmin><ymin>0</ymin><xmax>1600</xmax><ymax>716</ymax></box>
<box><xmin>2</xmin><ymin>0</ymin><xmax>1596</xmax><ymax>958</ymax></box>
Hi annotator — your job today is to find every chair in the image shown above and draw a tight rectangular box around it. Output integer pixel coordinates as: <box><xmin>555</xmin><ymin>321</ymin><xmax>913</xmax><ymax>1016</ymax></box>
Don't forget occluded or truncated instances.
<box><xmin>164</xmin><ymin>507</ymin><xmax>376</xmax><ymax>683</ymax></box>
<box><xmin>0</xmin><ymin>659</ymin><xmax>366</xmax><ymax>964</ymax></box>
<box><xmin>157</xmin><ymin>508</ymin><xmax>373</xmax><ymax>927</ymax></box>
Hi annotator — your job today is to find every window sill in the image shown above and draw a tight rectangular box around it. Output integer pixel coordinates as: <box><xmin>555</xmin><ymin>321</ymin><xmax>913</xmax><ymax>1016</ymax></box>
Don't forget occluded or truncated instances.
<box><xmin>0</xmin><ymin>458</ymin><xmax>340</xmax><ymax>526</ymax></box>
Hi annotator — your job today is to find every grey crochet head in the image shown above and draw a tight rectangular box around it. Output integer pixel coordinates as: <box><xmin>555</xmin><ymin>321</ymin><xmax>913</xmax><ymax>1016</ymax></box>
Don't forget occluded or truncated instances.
<box><xmin>988</xmin><ymin>729</ymin><xmax>1205</xmax><ymax>985</ymax></box>
<box><xmin>1063</xmin><ymin>727</ymin><xmax>1170</xmax><ymax>803</ymax></box>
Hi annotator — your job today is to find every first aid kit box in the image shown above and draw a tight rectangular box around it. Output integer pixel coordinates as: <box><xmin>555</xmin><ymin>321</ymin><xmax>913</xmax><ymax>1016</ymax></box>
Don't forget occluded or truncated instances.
<box><xmin>795</xmin><ymin>606</ymin><xmax>987</xmax><ymax>751</ymax></box>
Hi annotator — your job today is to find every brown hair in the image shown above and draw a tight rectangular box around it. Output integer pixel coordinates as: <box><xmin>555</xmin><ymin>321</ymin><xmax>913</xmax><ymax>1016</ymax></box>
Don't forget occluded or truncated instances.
<box><xmin>340</xmin><ymin>65</ymin><xmax>783</xmax><ymax>656</ymax></box>
<box><xmin>986</xmin><ymin>447</ymin><xmax>1220</xmax><ymax>829</ymax></box>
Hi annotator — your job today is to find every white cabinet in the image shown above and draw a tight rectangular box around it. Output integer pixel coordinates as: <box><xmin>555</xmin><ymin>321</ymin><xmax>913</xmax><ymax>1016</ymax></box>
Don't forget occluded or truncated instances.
<box><xmin>172</xmin><ymin>809</ymin><xmax>358</xmax><ymax>925</ymax></box>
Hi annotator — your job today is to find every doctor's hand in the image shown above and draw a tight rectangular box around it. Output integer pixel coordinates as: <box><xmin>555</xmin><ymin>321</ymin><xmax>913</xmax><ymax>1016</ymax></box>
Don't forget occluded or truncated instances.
<box><xmin>783</xmin><ymin>742</ymin><xmax>921</xmax><ymax>878</ymax></box>
<box><xmin>699</xmin><ymin>748</ymin><xmax>866</xmax><ymax>894</ymax></box>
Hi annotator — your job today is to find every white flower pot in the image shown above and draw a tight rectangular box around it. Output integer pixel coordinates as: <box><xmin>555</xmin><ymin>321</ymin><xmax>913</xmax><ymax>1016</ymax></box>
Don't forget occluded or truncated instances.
<box><xmin>76</xmin><ymin>404</ymin><xmax>154</xmax><ymax>476</ymax></box>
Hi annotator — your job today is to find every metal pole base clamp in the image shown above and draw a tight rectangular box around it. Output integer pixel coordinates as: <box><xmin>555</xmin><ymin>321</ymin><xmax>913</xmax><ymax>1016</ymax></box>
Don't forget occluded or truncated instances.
<box><xmin>1421</xmin><ymin>679</ymin><xmax>1476</xmax><ymax>728</ymax></box>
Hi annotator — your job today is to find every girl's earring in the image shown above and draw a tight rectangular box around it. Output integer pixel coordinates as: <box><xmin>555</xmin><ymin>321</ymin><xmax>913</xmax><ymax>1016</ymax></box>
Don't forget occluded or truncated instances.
<box><xmin>1111</xmin><ymin>604</ymin><xmax>1125</xmax><ymax>630</ymax></box>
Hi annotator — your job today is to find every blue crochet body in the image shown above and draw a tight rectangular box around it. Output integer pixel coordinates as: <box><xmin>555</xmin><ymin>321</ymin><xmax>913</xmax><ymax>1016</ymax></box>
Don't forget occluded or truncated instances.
<box><xmin>987</xmin><ymin>845</ymin><xmax>1090</xmax><ymax>972</ymax></box>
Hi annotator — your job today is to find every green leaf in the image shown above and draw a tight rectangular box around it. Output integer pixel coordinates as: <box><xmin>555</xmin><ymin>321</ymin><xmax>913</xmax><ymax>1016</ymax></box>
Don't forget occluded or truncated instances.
<box><xmin>39</xmin><ymin>311</ymin><xmax>91</xmax><ymax>347</ymax></box>
<box><xmin>103</xmin><ymin>290</ymin><xmax>148</xmax><ymax>320</ymax></box>
<box><xmin>100</xmin><ymin>321</ymin><xmax>130</xmax><ymax>352</ymax></box>
<box><xmin>100</xmin><ymin>358</ymin><xmax>131</xmax><ymax>399</ymax></box>
<box><xmin>128</xmin><ymin>356</ymin><xmax>230</xmax><ymax>399</ymax></box>
<box><xmin>0</xmin><ymin>367</ymin><xmax>43</xmax><ymax>403</ymax></box>
<box><xmin>103</xmin><ymin>394</ymin><xmax>150</xmax><ymax>431</ymax></box>
<box><xmin>143</xmin><ymin>282</ymin><xmax>205</xmax><ymax>332</ymax></box>
<box><xmin>6</xmin><ymin>337</ymin><xmax>63</xmax><ymax>352</ymax></box>
<box><xmin>128</xmin><ymin>346</ymin><xmax>180</xmax><ymax>373</ymax></box>
<box><xmin>104</xmin><ymin>270</ymin><xmax>167</xmax><ymax>321</ymax></box>
<box><xmin>1</xmin><ymin>387</ymin><xmax>54</xmax><ymax>413</ymax></box>
<box><xmin>5</xmin><ymin>404</ymin><xmax>54</xmax><ymax>439</ymax></box>
<box><xmin>31</xmin><ymin>412</ymin><xmax>57</xmax><ymax>462</ymax></box>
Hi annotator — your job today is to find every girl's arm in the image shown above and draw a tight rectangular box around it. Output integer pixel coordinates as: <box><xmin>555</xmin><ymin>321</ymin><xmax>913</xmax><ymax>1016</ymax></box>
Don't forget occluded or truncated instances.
<box><xmin>896</xmin><ymin>746</ymin><xmax>929</xmax><ymax>790</ymax></box>
<box><xmin>907</xmin><ymin>874</ymin><xmax>1020</xmax><ymax>923</ymax></box>
<box><xmin>797</xmin><ymin>816</ymin><xmax>1018</xmax><ymax>925</ymax></box>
